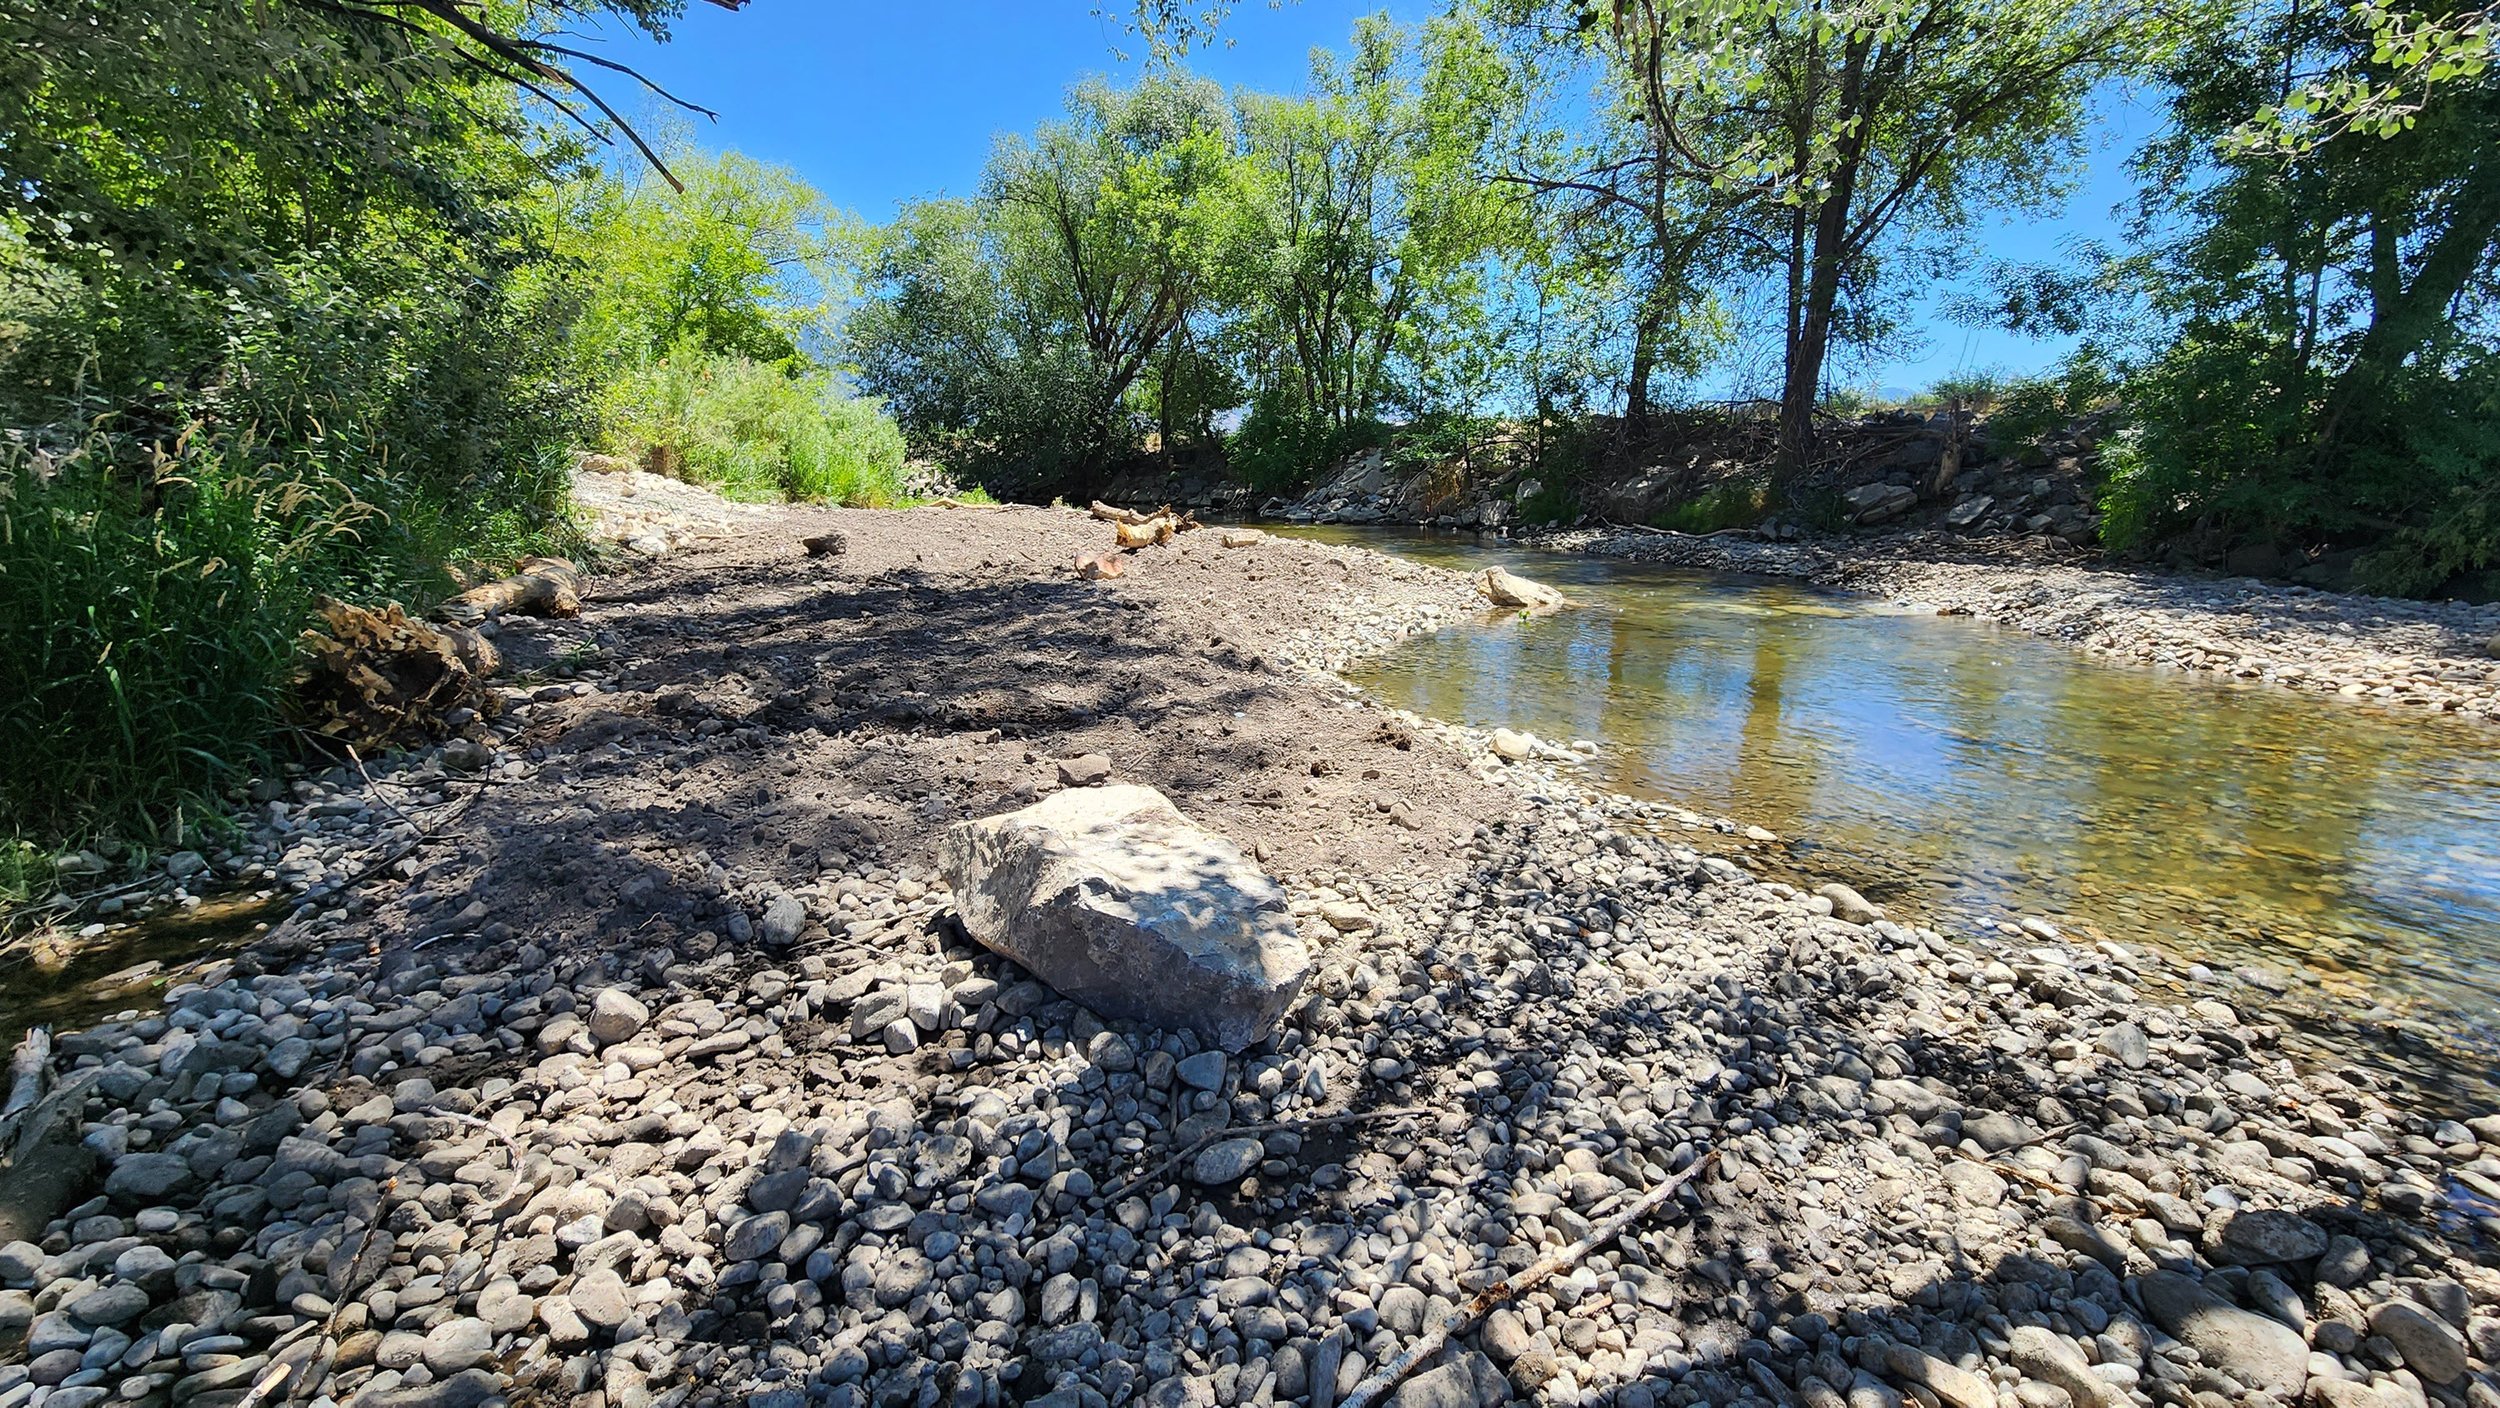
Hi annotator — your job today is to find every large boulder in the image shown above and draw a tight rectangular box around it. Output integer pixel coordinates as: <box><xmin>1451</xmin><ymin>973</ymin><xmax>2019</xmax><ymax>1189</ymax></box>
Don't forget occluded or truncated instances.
<box><xmin>939</xmin><ymin>786</ymin><xmax>1309</xmax><ymax>1051</ymax></box>
<box><xmin>2133</xmin><ymin>1271</ymin><xmax>2309</xmax><ymax>1398</ymax></box>
<box><xmin>1474</xmin><ymin>568</ymin><xmax>1567</xmax><ymax>611</ymax></box>
<box><xmin>1843</xmin><ymin>481</ymin><xmax>1919</xmax><ymax>524</ymax></box>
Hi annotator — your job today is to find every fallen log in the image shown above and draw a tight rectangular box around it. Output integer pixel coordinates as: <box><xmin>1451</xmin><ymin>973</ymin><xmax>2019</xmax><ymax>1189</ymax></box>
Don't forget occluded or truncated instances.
<box><xmin>1114</xmin><ymin>516</ymin><xmax>1178</xmax><ymax>549</ymax></box>
<box><xmin>438</xmin><ymin>556</ymin><xmax>580</xmax><ymax>623</ymax></box>
<box><xmin>2</xmin><ymin>1027</ymin><xmax>46</xmax><ymax>1122</ymax></box>
<box><xmin>1089</xmin><ymin>501</ymin><xmax>1153</xmax><ymax>525</ymax></box>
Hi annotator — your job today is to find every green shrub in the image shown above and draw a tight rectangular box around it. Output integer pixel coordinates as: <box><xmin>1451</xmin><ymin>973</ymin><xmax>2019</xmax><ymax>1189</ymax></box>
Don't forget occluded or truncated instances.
<box><xmin>1225</xmin><ymin>402</ymin><xmax>1391</xmax><ymax>494</ymax></box>
<box><xmin>1515</xmin><ymin>476</ymin><xmax>1580</xmax><ymax>524</ymax></box>
<box><xmin>1650</xmin><ymin>478</ymin><xmax>1768</xmax><ymax>533</ymax></box>
<box><xmin>1986</xmin><ymin>358</ymin><xmax>2120</xmax><ymax>450</ymax></box>
<box><xmin>2097</xmin><ymin>333</ymin><xmax>2500</xmax><ymax>596</ymax></box>
<box><xmin>605</xmin><ymin>351</ymin><xmax>907</xmax><ymax>506</ymax></box>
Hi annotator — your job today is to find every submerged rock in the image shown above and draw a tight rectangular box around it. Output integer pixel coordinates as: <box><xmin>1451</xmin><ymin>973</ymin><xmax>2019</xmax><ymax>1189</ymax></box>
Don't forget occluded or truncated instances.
<box><xmin>939</xmin><ymin>785</ymin><xmax>1309</xmax><ymax>1050</ymax></box>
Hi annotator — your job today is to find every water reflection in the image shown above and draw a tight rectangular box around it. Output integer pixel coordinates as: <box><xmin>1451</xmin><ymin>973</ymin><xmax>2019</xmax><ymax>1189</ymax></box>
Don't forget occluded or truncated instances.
<box><xmin>1282</xmin><ymin>526</ymin><xmax>2500</xmax><ymax>1077</ymax></box>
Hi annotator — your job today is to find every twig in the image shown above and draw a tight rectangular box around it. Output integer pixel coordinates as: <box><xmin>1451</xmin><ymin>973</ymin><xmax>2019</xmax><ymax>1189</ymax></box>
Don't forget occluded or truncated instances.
<box><xmin>1096</xmin><ymin>1106</ymin><xmax>1431</xmax><ymax>1206</ymax></box>
<box><xmin>1338</xmin><ymin>1150</ymin><xmax>1718</xmax><ymax>1408</ymax></box>
<box><xmin>419</xmin><ymin>1107</ymin><xmax>533</xmax><ymax>1212</ymax></box>
<box><xmin>343</xmin><ymin>744</ymin><xmax>428</xmax><ymax>835</ymax></box>
<box><xmin>232</xmin><ymin>1360</ymin><xmax>291</xmax><ymax>1408</ymax></box>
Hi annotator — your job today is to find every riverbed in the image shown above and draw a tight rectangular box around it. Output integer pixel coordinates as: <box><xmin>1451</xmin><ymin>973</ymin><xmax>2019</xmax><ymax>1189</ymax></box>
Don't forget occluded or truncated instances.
<box><xmin>1279</xmin><ymin>525</ymin><xmax>2500</xmax><ymax>1087</ymax></box>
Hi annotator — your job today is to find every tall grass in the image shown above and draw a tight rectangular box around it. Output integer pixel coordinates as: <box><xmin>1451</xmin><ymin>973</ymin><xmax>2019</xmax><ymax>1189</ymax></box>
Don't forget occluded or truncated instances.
<box><xmin>0</xmin><ymin>441</ymin><xmax>363</xmax><ymax>840</ymax></box>
<box><xmin>605</xmin><ymin>352</ymin><xmax>909</xmax><ymax>506</ymax></box>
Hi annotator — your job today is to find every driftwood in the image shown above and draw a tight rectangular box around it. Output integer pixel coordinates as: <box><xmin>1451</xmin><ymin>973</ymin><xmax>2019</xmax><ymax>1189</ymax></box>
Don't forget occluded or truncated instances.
<box><xmin>1597</xmin><ymin>518</ymin><xmax>1756</xmax><ymax>541</ymax></box>
<box><xmin>1338</xmin><ymin>1150</ymin><xmax>1717</xmax><ymax>1408</ymax></box>
<box><xmin>439</xmin><ymin>556</ymin><xmax>580</xmax><ymax>623</ymax></box>
<box><xmin>1092</xmin><ymin>501</ymin><xmax>1203</xmax><ymax>540</ymax></box>
<box><xmin>2</xmin><ymin>1028</ymin><xmax>46</xmax><ymax>1123</ymax></box>
<box><xmin>1114</xmin><ymin>517</ymin><xmax>1177</xmax><ymax>549</ymax></box>
<box><xmin>293</xmin><ymin>599</ymin><xmax>501</xmax><ymax>751</ymax></box>
<box><xmin>1097</xmin><ymin>1106</ymin><xmax>1429</xmax><ymax>1206</ymax></box>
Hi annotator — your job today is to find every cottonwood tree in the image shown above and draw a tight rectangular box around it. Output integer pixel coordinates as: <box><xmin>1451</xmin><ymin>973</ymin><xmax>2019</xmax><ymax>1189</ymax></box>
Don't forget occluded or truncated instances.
<box><xmin>851</xmin><ymin>76</ymin><xmax>1249</xmax><ymax>495</ymax></box>
<box><xmin>1563</xmin><ymin>0</ymin><xmax>2150</xmax><ymax>488</ymax></box>
<box><xmin>1230</xmin><ymin>17</ymin><xmax>1525</xmax><ymax>436</ymax></box>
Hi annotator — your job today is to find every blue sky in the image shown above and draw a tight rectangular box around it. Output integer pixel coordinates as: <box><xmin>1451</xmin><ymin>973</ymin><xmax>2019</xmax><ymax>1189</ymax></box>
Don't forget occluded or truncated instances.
<box><xmin>581</xmin><ymin>1</ymin><xmax>2159</xmax><ymax>394</ymax></box>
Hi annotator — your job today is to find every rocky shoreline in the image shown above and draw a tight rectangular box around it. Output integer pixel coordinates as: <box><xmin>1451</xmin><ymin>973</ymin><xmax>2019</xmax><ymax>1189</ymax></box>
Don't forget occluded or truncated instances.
<box><xmin>4</xmin><ymin>499</ymin><xmax>2497</xmax><ymax>1408</ymax></box>
<box><xmin>1530</xmin><ymin>527</ymin><xmax>2500</xmax><ymax>725</ymax></box>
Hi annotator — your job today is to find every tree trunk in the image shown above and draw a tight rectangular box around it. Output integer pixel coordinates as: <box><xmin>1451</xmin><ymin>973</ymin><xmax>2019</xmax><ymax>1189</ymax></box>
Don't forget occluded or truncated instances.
<box><xmin>2314</xmin><ymin>151</ymin><xmax>2500</xmax><ymax>455</ymax></box>
<box><xmin>1772</xmin><ymin>34</ymin><xmax>1873</xmax><ymax>501</ymax></box>
<box><xmin>1626</xmin><ymin>309</ymin><xmax>1658</xmax><ymax>428</ymax></box>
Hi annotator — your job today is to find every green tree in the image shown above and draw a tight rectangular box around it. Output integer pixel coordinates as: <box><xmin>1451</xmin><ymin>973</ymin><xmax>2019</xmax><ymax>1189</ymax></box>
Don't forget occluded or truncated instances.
<box><xmin>566</xmin><ymin>149</ymin><xmax>860</xmax><ymax>371</ymax></box>
<box><xmin>1231</xmin><ymin>16</ymin><xmax>1525</xmax><ymax>435</ymax></box>
<box><xmin>1577</xmin><ymin>0</ymin><xmax>2147</xmax><ymax>487</ymax></box>
<box><xmin>0</xmin><ymin>0</ymin><xmax>722</xmax><ymax>838</ymax></box>
<box><xmin>2072</xmin><ymin>0</ymin><xmax>2500</xmax><ymax>590</ymax></box>
<box><xmin>852</xmin><ymin>75</ymin><xmax>1249</xmax><ymax>495</ymax></box>
<box><xmin>1478</xmin><ymin>4</ymin><xmax>1738</xmax><ymax>428</ymax></box>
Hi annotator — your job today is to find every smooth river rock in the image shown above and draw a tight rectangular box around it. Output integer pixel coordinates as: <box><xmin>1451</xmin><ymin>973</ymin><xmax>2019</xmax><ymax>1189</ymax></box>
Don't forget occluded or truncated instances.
<box><xmin>2134</xmin><ymin>1270</ymin><xmax>2309</xmax><ymax>1397</ymax></box>
<box><xmin>2367</xmin><ymin>1299</ymin><xmax>2469</xmax><ymax>1383</ymax></box>
<box><xmin>939</xmin><ymin>785</ymin><xmax>1310</xmax><ymax>1051</ymax></box>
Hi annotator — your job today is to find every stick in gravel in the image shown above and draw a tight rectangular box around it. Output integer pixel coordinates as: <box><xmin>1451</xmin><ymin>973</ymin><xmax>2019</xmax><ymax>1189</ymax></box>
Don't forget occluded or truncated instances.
<box><xmin>1337</xmin><ymin>1150</ymin><xmax>1717</xmax><ymax>1408</ymax></box>
<box><xmin>1095</xmin><ymin>1106</ymin><xmax>1429</xmax><ymax>1206</ymax></box>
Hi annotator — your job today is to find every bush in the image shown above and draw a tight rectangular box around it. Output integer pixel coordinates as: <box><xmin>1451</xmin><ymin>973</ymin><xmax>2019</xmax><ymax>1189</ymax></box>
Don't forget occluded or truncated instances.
<box><xmin>1225</xmin><ymin>402</ymin><xmax>1390</xmax><ymax>494</ymax></box>
<box><xmin>1986</xmin><ymin>359</ymin><xmax>2120</xmax><ymax>450</ymax></box>
<box><xmin>1515</xmin><ymin>476</ymin><xmax>1581</xmax><ymax>524</ymax></box>
<box><xmin>603</xmin><ymin>351</ymin><xmax>908</xmax><ymax>506</ymax></box>
<box><xmin>1650</xmin><ymin>478</ymin><xmax>1768</xmax><ymax>533</ymax></box>
<box><xmin>0</xmin><ymin>443</ymin><xmax>365</xmax><ymax>840</ymax></box>
<box><xmin>2097</xmin><ymin>333</ymin><xmax>2500</xmax><ymax>595</ymax></box>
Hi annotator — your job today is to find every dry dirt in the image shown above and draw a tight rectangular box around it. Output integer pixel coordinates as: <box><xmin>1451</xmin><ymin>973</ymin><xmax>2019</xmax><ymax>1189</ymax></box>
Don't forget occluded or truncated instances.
<box><xmin>370</xmin><ymin>504</ymin><xmax>1516</xmax><ymax>959</ymax></box>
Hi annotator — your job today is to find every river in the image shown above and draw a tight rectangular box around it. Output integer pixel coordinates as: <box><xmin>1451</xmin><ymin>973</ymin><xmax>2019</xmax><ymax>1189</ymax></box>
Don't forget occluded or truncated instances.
<box><xmin>1279</xmin><ymin>525</ymin><xmax>2500</xmax><ymax>1098</ymax></box>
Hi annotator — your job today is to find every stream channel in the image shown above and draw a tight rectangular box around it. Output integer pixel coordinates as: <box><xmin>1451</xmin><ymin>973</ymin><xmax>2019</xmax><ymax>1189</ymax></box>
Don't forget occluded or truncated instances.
<box><xmin>1279</xmin><ymin>524</ymin><xmax>2500</xmax><ymax>1104</ymax></box>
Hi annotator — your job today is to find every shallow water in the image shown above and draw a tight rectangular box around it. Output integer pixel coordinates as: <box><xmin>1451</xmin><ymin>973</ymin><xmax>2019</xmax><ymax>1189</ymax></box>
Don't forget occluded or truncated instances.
<box><xmin>0</xmin><ymin>894</ymin><xmax>276</xmax><ymax>1046</ymax></box>
<box><xmin>1283</xmin><ymin>525</ymin><xmax>2500</xmax><ymax>1087</ymax></box>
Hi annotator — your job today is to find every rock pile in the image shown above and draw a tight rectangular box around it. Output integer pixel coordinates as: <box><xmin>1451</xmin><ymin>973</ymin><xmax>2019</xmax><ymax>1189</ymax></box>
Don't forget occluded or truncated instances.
<box><xmin>17</xmin><ymin>772</ymin><xmax>2500</xmax><ymax>1408</ymax></box>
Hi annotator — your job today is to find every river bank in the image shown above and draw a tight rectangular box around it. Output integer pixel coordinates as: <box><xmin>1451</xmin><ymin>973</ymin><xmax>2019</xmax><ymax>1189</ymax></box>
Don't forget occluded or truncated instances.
<box><xmin>4</xmin><ymin>499</ymin><xmax>2497</xmax><ymax>1408</ymax></box>
<box><xmin>1533</xmin><ymin>527</ymin><xmax>2500</xmax><ymax>723</ymax></box>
